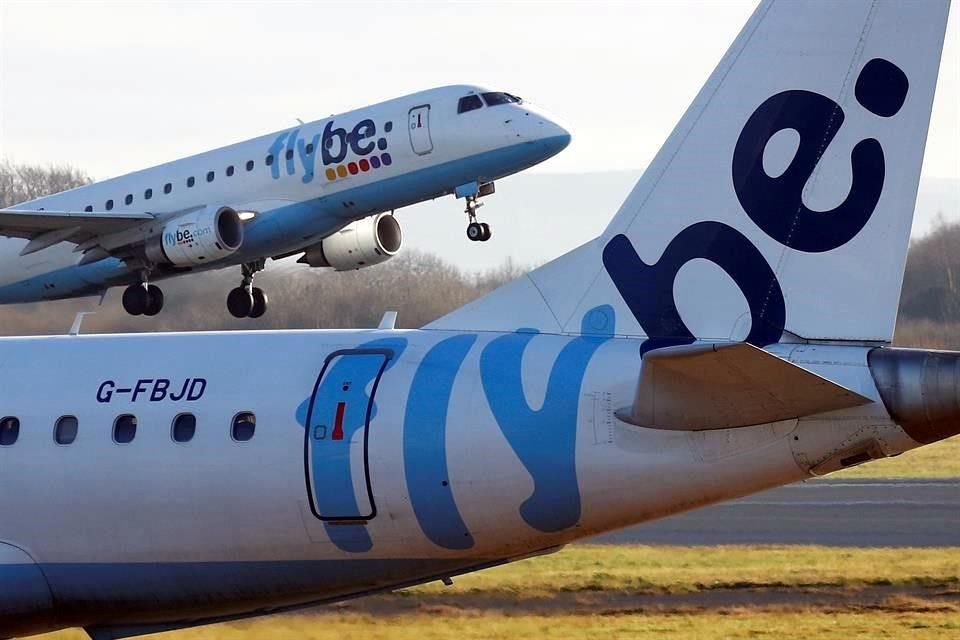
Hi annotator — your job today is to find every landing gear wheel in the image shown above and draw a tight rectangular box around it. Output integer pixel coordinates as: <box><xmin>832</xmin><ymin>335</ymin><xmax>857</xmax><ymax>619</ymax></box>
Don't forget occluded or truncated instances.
<box><xmin>249</xmin><ymin>287</ymin><xmax>268</xmax><ymax>319</ymax></box>
<box><xmin>467</xmin><ymin>222</ymin><xmax>484</xmax><ymax>242</ymax></box>
<box><xmin>122</xmin><ymin>284</ymin><xmax>148</xmax><ymax>316</ymax></box>
<box><xmin>480</xmin><ymin>222</ymin><xmax>491</xmax><ymax>242</ymax></box>
<box><xmin>143</xmin><ymin>285</ymin><xmax>164</xmax><ymax>316</ymax></box>
<box><xmin>227</xmin><ymin>287</ymin><xmax>254</xmax><ymax>318</ymax></box>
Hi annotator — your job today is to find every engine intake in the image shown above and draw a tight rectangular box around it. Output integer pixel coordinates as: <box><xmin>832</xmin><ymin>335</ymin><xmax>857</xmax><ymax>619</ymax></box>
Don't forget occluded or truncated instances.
<box><xmin>145</xmin><ymin>205</ymin><xmax>244</xmax><ymax>267</ymax></box>
<box><xmin>298</xmin><ymin>213</ymin><xmax>402</xmax><ymax>270</ymax></box>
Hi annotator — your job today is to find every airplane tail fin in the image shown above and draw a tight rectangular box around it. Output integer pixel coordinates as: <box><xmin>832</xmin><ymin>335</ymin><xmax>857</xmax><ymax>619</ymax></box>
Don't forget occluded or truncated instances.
<box><xmin>429</xmin><ymin>0</ymin><xmax>951</xmax><ymax>347</ymax></box>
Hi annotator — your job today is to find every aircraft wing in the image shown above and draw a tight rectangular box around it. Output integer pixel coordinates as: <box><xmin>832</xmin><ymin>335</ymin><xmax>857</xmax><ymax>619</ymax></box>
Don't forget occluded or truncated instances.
<box><xmin>0</xmin><ymin>208</ymin><xmax>156</xmax><ymax>255</ymax></box>
<box><xmin>617</xmin><ymin>342</ymin><xmax>872</xmax><ymax>431</ymax></box>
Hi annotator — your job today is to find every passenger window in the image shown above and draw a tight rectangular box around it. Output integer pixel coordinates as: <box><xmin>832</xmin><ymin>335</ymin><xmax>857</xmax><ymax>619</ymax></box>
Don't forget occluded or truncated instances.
<box><xmin>206</xmin><ymin>170</ymin><xmax>215</xmax><ymax>183</ymax></box>
<box><xmin>172</xmin><ymin>413</ymin><xmax>196</xmax><ymax>443</ymax></box>
<box><xmin>187</xmin><ymin>176</ymin><xmax>196</xmax><ymax>188</ymax></box>
<box><xmin>144</xmin><ymin>188</ymin><xmax>153</xmax><ymax>200</ymax></box>
<box><xmin>113</xmin><ymin>414</ymin><xmax>137</xmax><ymax>444</ymax></box>
<box><xmin>231</xmin><ymin>412</ymin><xmax>256</xmax><ymax>442</ymax></box>
<box><xmin>285</xmin><ymin>149</ymin><xmax>293</xmax><ymax>161</ymax></box>
<box><xmin>246</xmin><ymin>160</ymin><xmax>254</xmax><ymax>171</ymax></box>
<box><xmin>0</xmin><ymin>417</ymin><xmax>19</xmax><ymax>446</ymax></box>
<box><xmin>164</xmin><ymin>182</ymin><xmax>172</xmax><ymax>194</ymax></box>
<box><xmin>84</xmin><ymin>205</ymin><xmax>93</xmax><ymax>212</ymax></box>
<box><xmin>265</xmin><ymin>154</ymin><xmax>274</xmax><ymax>166</ymax></box>
<box><xmin>124</xmin><ymin>194</ymin><xmax>133</xmax><ymax>205</ymax></box>
<box><xmin>105</xmin><ymin>199</ymin><xmax>114</xmax><ymax>211</ymax></box>
<box><xmin>226</xmin><ymin>165</ymin><xmax>235</xmax><ymax>177</ymax></box>
<box><xmin>55</xmin><ymin>415</ymin><xmax>78</xmax><ymax>445</ymax></box>
<box><xmin>305</xmin><ymin>143</ymin><xmax>315</xmax><ymax>154</ymax></box>
<box><xmin>457</xmin><ymin>95</ymin><xmax>483</xmax><ymax>114</ymax></box>
<box><xmin>385</xmin><ymin>121</ymin><xmax>393</xmax><ymax>132</ymax></box>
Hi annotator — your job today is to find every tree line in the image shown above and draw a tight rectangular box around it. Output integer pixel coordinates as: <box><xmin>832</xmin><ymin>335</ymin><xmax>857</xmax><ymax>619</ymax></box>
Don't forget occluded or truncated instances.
<box><xmin>0</xmin><ymin>162</ymin><xmax>957</xmax><ymax>347</ymax></box>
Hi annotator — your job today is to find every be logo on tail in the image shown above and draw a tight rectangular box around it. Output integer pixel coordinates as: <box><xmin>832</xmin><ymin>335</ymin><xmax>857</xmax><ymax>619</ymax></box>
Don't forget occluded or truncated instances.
<box><xmin>603</xmin><ymin>57</ymin><xmax>910</xmax><ymax>354</ymax></box>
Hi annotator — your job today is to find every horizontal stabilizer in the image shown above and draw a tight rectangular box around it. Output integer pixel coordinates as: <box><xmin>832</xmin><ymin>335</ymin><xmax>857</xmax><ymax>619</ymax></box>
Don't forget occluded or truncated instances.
<box><xmin>618</xmin><ymin>343</ymin><xmax>871</xmax><ymax>431</ymax></box>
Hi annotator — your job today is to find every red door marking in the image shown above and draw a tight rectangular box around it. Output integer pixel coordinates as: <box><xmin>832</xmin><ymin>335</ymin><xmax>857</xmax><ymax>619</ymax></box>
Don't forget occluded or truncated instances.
<box><xmin>332</xmin><ymin>402</ymin><xmax>346</xmax><ymax>441</ymax></box>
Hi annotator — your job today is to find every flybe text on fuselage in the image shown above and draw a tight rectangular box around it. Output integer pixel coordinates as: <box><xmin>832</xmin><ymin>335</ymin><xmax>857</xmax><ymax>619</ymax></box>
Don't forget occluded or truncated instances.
<box><xmin>265</xmin><ymin>118</ymin><xmax>394</xmax><ymax>184</ymax></box>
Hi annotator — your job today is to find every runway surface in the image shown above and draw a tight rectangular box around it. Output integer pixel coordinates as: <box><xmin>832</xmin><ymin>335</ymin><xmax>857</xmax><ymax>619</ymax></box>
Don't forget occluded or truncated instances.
<box><xmin>587</xmin><ymin>479</ymin><xmax>960</xmax><ymax>547</ymax></box>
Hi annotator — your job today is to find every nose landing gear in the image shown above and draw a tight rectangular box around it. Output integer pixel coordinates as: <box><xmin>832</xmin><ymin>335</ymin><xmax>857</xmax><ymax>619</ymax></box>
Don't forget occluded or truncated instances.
<box><xmin>458</xmin><ymin>181</ymin><xmax>495</xmax><ymax>242</ymax></box>
<box><xmin>227</xmin><ymin>260</ymin><xmax>268</xmax><ymax>319</ymax></box>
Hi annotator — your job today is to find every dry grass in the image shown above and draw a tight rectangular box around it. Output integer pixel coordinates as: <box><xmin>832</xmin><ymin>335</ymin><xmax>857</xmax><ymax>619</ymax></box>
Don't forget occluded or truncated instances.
<box><xmin>41</xmin><ymin>611</ymin><xmax>960</xmax><ymax>640</ymax></box>
<box><xmin>35</xmin><ymin>545</ymin><xmax>960</xmax><ymax>639</ymax></box>
<box><xmin>402</xmin><ymin>545</ymin><xmax>959</xmax><ymax>597</ymax></box>
<box><xmin>831</xmin><ymin>435</ymin><xmax>960</xmax><ymax>479</ymax></box>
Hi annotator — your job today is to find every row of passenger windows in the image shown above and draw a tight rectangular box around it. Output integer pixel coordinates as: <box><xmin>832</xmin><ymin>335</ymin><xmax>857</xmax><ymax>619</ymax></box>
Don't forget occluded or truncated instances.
<box><xmin>0</xmin><ymin>412</ymin><xmax>256</xmax><ymax>446</ymax></box>
<box><xmin>83</xmin><ymin>119</ymin><xmax>398</xmax><ymax>213</ymax></box>
<box><xmin>457</xmin><ymin>91</ymin><xmax>523</xmax><ymax>114</ymax></box>
<box><xmin>83</xmin><ymin>150</ymin><xmax>295</xmax><ymax>212</ymax></box>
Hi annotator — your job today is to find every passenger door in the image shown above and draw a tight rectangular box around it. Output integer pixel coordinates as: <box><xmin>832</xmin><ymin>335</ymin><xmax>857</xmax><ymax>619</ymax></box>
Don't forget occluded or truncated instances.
<box><xmin>408</xmin><ymin>105</ymin><xmax>433</xmax><ymax>155</ymax></box>
<box><xmin>304</xmin><ymin>348</ymin><xmax>392</xmax><ymax>521</ymax></box>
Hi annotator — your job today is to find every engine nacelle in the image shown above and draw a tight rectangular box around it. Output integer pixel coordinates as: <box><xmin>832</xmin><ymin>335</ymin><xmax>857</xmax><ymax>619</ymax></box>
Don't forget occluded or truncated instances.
<box><xmin>298</xmin><ymin>213</ymin><xmax>402</xmax><ymax>271</ymax></box>
<box><xmin>145</xmin><ymin>205</ymin><xmax>244</xmax><ymax>267</ymax></box>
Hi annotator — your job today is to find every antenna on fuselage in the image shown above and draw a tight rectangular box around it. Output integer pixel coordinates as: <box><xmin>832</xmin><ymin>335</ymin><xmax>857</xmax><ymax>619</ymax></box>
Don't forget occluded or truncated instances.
<box><xmin>296</xmin><ymin>117</ymin><xmax>305</xmax><ymax>125</ymax></box>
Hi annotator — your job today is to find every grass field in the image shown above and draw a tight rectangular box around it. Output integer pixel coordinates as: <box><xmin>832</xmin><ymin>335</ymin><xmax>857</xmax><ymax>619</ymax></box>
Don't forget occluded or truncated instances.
<box><xmin>39</xmin><ymin>545</ymin><xmax>960</xmax><ymax>640</ymax></box>
<box><xmin>831</xmin><ymin>434</ymin><xmax>960</xmax><ymax>479</ymax></box>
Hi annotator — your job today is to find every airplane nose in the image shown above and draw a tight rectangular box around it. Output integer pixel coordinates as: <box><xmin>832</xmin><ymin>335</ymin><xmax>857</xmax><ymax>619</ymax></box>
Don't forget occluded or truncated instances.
<box><xmin>522</xmin><ymin>107</ymin><xmax>572</xmax><ymax>157</ymax></box>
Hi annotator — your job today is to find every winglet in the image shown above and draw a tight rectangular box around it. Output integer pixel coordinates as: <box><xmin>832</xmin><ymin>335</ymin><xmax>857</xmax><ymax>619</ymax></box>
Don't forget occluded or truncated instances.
<box><xmin>617</xmin><ymin>342</ymin><xmax>872</xmax><ymax>431</ymax></box>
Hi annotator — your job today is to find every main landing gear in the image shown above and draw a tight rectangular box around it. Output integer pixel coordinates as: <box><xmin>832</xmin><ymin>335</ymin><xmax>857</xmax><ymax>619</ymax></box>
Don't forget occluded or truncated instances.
<box><xmin>122</xmin><ymin>276</ymin><xmax>164</xmax><ymax>317</ymax></box>
<box><xmin>227</xmin><ymin>261</ymin><xmax>268</xmax><ymax>319</ymax></box>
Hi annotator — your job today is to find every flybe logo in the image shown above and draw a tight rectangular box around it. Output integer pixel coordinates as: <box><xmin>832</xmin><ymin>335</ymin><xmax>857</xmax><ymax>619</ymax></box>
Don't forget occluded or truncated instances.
<box><xmin>164</xmin><ymin>227</ymin><xmax>211</xmax><ymax>247</ymax></box>
<box><xmin>603</xmin><ymin>57</ymin><xmax>910</xmax><ymax>354</ymax></box>
<box><xmin>267</xmin><ymin>118</ymin><xmax>394</xmax><ymax>185</ymax></box>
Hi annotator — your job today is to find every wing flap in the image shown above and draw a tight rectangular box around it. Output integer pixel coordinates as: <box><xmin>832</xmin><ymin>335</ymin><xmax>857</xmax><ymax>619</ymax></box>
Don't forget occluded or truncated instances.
<box><xmin>618</xmin><ymin>342</ymin><xmax>872</xmax><ymax>431</ymax></box>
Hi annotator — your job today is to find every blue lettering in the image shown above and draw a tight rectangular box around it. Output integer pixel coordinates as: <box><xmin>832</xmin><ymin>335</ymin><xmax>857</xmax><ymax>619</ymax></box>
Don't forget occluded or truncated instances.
<box><xmin>349</xmin><ymin>119</ymin><xmax>376</xmax><ymax>156</ymax></box>
<box><xmin>603</xmin><ymin>223</ymin><xmax>786</xmax><ymax>355</ymax></box>
<box><xmin>267</xmin><ymin>132</ymin><xmax>289</xmax><ymax>180</ymax></box>
<box><xmin>96</xmin><ymin>380</ymin><xmax>115</xmax><ymax>403</ymax></box>
<box><xmin>298</xmin><ymin>133</ymin><xmax>322</xmax><ymax>184</ymax></box>
<box><xmin>131</xmin><ymin>379</ymin><xmax>152</xmax><ymax>402</ymax></box>
<box><xmin>404</xmin><ymin>334</ymin><xmax>477</xmax><ymax>550</ymax></box>
<box><xmin>169</xmin><ymin>378</ymin><xmax>190</xmax><ymax>401</ymax></box>
<box><xmin>187</xmin><ymin>378</ymin><xmax>206</xmax><ymax>401</ymax></box>
<box><xmin>150</xmin><ymin>379</ymin><xmax>170</xmax><ymax>402</ymax></box>
<box><xmin>321</xmin><ymin>120</ymin><xmax>348</xmax><ymax>165</ymax></box>
<box><xmin>479</xmin><ymin>306</ymin><xmax>614</xmax><ymax>533</ymax></box>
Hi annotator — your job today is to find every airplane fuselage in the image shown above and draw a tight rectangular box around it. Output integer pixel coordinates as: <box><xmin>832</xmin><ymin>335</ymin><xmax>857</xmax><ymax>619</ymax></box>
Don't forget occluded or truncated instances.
<box><xmin>0</xmin><ymin>85</ymin><xmax>569</xmax><ymax>303</ymax></box>
<box><xmin>0</xmin><ymin>326</ymin><xmax>918</xmax><ymax>637</ymax></box>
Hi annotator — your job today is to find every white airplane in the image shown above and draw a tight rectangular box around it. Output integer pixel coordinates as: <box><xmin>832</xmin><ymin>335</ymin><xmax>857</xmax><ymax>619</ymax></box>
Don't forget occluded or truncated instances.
<box><xmin>0</xmin><ymin>0</ymin><xmax>954</xmax><ymax>638</ymax></box>
<box><xmin>0</xmin><ymin>86</ymin><xmax>570</xmax><ymax>318</ymax></box>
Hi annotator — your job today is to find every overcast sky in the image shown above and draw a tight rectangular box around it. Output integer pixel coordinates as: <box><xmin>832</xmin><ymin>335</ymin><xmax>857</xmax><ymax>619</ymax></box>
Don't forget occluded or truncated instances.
<box><xmin>0</xmin><ymin>1</ymin><xmax>957</xmax><ymax>183</ymax></box>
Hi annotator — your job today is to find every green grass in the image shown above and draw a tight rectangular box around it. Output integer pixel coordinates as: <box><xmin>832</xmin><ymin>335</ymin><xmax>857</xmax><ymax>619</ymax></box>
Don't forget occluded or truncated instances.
<box><xmin>830</xmin><ymin>435</ymin><xmax>960</xmax><ymax>479</ymax></box>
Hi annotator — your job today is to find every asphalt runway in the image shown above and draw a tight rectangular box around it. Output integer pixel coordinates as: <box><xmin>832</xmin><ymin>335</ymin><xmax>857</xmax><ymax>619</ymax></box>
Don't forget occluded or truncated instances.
<box><xmin>587</xmin><ymin>479</ymin><xmax>960</xmax><ymax>547</ymax></box>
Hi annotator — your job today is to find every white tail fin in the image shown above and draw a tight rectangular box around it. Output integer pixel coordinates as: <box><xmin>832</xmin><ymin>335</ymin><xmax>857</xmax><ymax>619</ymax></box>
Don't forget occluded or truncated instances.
<box><xmin>430</xmin><ymin>0</ymin><xmax>951</xmax><ymax>347</ymax></box>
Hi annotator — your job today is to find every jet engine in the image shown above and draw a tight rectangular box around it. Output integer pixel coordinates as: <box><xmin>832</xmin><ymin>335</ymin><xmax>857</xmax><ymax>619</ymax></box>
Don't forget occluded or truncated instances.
<box><xmin>298</xmin><ymin>212</ymin><xmax>402</xmax><ymax>270</ymax></box>
<box><xmin>145</xmin><ymin>205</ymin><xmax>244</xmax><ymax>267</ymax></box>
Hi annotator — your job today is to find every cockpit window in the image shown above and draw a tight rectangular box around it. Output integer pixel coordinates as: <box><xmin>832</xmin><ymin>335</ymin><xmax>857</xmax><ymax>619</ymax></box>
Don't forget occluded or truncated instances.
<box><xmin>457</xmin><ymin>95</ymin><xmax>483</xmax><ymax>114</ymax></box>
<box><xmin>482</xmin><ymin>92</ymin><xmax>521</xmax><ymax>107</ymax></box>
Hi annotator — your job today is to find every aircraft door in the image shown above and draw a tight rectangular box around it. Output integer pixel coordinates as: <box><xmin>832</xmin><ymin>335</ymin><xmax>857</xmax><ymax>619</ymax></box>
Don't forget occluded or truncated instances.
<box><xmin>408</xmin><ymin>105</ymin><xmax>433</xmax><ymax>155</ymax></box>
<box><xmin>304</xmin><ymin>348</ymin><xmax>392</xmax><ymax>521</ymax></box>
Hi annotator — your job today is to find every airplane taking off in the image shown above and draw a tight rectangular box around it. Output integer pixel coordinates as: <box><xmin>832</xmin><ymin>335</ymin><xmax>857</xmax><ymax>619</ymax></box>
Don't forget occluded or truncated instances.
<box><xmin>0</xmin><ymin>86</ymin><xmax>570</xmax><ymax>318</ymax></box>
<box><xmin>0</xmin><ymin>1</ymin><xmax>955</xmax><ymax>638</ymax></box>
